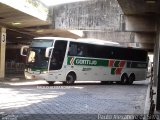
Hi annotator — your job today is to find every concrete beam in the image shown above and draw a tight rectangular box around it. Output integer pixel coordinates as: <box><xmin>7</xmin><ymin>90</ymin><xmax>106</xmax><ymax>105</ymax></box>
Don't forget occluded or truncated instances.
<box><xmin>136</xmin><ymin>43</ymin><xmax>154</xmax><ymax>49</ymax></box>
<box><xmin>121</xmin><ymin>42</ymin><xmax>154</xmax><ymax>50</ymax></box>
<box><xmin>134</xmin><ymin>32</ymin><xmax>155</xmax><ymax>44</ymax></box>
<box><xmin>83</xmin><ymin>31</ymin><xmax>131</xmax><ymax>43</ymax></box>
<box><xmin>1</xmin><ymin>0</ymin><xmax>49</xmax><ymax>21</ymax></box>
<box><xmin>122</xmin><ymin>15</ymin><xmax>156</xmax><ymax>32</ymax></box>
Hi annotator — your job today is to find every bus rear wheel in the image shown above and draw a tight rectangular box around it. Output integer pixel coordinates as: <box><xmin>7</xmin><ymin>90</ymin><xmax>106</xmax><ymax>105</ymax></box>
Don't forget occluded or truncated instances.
<box><xmin>64</xmin><ymin>73</ymin><xmax>76</xmax><ymax>85</ymax></box>
<box><xmin>47</xmin><ymin>81</ymin><xmax>55</xmax><ymax>85</ymax></box>
<box><xmin>128</xmin><ymin>74</ymin><xmax>135</xmax><ymax>85</ymax></box>
<box><xmin>121</xmin><ymin>74</ymin><xmax>128</xmax><ymax>85</ymax></box>
<box><xmin>101</xmin><ymin>81</ymin><xmax>113</xmax><ymax>84</ymax></box>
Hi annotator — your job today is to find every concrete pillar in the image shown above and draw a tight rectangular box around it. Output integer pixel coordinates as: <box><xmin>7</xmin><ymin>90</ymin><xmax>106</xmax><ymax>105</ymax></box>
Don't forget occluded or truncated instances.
<box><xmin>153</xmin><ymin>31</ymin><xmax>159</xmax><ymax>87</ymax></box>
<box><xmin>156</xmin><ymin>18</ymin><xmax>160</xmax><ymax>110</ymax></box>
<box><xmin>0</xmin><ymin>27</ymin><xmax>6</xmax><ymax>78</ymax></box>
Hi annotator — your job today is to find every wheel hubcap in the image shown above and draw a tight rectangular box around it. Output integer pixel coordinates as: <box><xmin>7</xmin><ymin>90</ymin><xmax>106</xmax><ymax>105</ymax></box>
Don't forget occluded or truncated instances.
<box><xmin>67</xmin><ymin>75</ymin><xmax>73</xmax><ymax>84</ymax></box>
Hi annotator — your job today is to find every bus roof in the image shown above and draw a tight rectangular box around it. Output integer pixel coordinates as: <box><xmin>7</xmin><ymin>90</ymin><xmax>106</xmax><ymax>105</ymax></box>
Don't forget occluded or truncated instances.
<box><xmin>76</xmin><ymin>38</ymin><xmax>120</xmax><ymax>46</ymax></box>
<box><xmin>34</xmin><ymin>37</ymin><xmax>120</xmax><ymax>46</ymax></box>
<box><xmin>34</xmin><ymin>37</ymin><xmax>75</xmax><ymax>41</ymax></box>
<box><xmin>33</xmin><ymin>37</ymin><xmax>146</xmax><ymax>51</ymax></box>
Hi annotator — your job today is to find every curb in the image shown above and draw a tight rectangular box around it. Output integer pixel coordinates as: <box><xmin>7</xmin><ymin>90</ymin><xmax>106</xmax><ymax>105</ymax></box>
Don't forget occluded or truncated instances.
<box><xmin>144</xmin><ymin>80</ymin><xmax>151</xmax><ymax>119</ymax></box>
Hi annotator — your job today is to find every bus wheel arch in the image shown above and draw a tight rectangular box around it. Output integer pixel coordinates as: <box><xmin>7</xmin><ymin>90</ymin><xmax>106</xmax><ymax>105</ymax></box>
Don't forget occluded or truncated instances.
<box><xmin>128</xmin><ymin>73</ymin><xmax>135</xmax><ymax>85</ymax></box>
<box><xmin>120</xmin><ymin>73</ymin><xmax>129</xmax><ymax>85</ymax></box>
<box><xmin>64</xmin><ymin>71</ymin><xmax>76</xmax><ymax>85</ymax></box>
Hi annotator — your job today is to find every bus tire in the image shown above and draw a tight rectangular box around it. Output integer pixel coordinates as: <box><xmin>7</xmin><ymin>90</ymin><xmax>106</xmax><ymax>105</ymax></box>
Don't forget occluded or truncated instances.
<box><xmin>128</xmin><ymin>74</ymin><xmax>135</xmax><ymax>85</ymax></box>
<box><xmin>64</xmin><ymin>73</ymin><xmax>76</xmax><ymax>85</ymax></box>
<box><xmin>101</xmin><ymin>81</ymin><xmax>113</xmax><ymax>84</ymax></box>
<box><xmin>47</xmin><ymin>81</ymin><xmax>55</xmax><ymax>85</ymax></box>
<box><xmin>116</xmin><ymin>81</ymin><xmax>121</xmax><ymax>84</ymax></box>
<box><xmin>121</xmin><ymin>74</ymin><xmax>128</xmax><ymax>85</ymax></box>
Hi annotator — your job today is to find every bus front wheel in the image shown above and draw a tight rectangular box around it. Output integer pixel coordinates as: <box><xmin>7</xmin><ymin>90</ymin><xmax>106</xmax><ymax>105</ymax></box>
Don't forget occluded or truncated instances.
<box><xmin>64</xmin><ymin>73</ymin><xmax>76</xmax><ymax>85</ymax></box>
<box><xmin>121</xmin><ymin>74</ymin><xmax>128</xmax><ymax>85</ymax></box>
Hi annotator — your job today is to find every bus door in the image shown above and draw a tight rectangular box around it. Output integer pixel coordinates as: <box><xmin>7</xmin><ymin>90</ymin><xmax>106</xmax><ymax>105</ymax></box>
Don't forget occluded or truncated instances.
<box><xmin>49</xmin><ymin>40</ymin><xmax>68</xmax><ymax>81</ymax></box>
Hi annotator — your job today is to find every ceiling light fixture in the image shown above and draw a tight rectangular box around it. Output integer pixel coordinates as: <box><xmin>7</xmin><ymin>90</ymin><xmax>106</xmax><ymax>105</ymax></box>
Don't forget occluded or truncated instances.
<box><xmin>145</xmin><ymin>0</ymin><xmax>157</xmax><ymax>4</ymax></box>
<box><xmin>36</xmin><ymin>30</ymin><xmax>44</xmax><ymax>33</ymax></box>
<box><xmin>12</xmin><ymin>22</ymin><xmax>22</xmax><ymax>25</ymax></box>
<box><xmin>16</xmin><ymin>37</ymin><xmax>22</xmax><ymax>39</ymax></box>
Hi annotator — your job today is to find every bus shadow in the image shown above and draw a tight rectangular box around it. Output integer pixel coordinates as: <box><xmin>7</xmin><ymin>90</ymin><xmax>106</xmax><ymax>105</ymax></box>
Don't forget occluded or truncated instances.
<box><xmin>1</xmin><ymin>79</ymin><xmax>149</xmax><ymax>88</ymax></box>
<box><xmin>38</xmin><ymin>81</ymin><xmax>149</xmax><ymax>87</ymax></box>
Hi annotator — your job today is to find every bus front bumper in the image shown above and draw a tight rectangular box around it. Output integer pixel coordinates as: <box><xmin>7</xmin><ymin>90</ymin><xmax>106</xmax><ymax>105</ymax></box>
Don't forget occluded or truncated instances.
<box><xmin>24</xmin><ymin>71</ymin><xmax>45</xmax><ymax>80</ymax></box>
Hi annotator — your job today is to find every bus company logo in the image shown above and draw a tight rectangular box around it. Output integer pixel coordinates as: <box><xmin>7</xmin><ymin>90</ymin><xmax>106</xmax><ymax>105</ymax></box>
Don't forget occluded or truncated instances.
<box><xmin>75</xmin><ymin>59</ymin><xmax>97</xmax><ymax>66</ymax></box>
<box><xmin>70</xmin><ymin>57</ymin><xmax>75</xmax><ymax>65</ymax></box>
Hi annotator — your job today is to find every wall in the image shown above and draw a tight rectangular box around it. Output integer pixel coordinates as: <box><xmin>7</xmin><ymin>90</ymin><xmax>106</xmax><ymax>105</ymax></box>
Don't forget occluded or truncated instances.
<box><xmin>53</xmin><ymin>0</ymin><xmax>123</xmax><ymax>31</ymax></box>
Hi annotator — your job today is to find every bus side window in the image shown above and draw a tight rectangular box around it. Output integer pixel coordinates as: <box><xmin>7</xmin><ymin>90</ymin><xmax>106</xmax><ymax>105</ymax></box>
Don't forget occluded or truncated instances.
<box><xmin>68</xmin><ymin>43</ymin><xmax>77</xmax><ymax>56</ymax></box>
<box><xmin>77</xmin><ymin>46</ymin><xmax>83</xmax><ymax>56</ymax></box>
<box><xmin>77</xmin><ymin>43</ymin><xmax>88</xmax><ymax>57</ymax></box>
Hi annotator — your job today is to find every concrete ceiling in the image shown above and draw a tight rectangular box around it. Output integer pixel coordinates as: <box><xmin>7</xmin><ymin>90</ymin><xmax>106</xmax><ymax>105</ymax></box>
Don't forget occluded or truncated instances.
<box><xmin>0</xmin><ymin>2</ymin><xmax>80</xmax><ymax>43</ymax></box>
<box><xmin>0</xmin><ymin>3</ymin><xmax>51</xmax><ymax>28</ymax></box>
<box><xmin>117</xmin><ymin>0</ymin><xmax>160</xmax><ymax>15</ymax></box>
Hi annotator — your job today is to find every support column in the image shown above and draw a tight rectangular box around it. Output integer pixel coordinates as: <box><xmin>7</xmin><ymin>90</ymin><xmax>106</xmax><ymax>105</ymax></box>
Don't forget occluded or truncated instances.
<box><xmin>156</xmin><ymin>18</ymin><xmax>160</xmax><ymax>110</ymax></box>
<box><xmin>0</xmin><ymin>27</ymin><xmax>6</xmax><ymax>78</ymax></box>
<box><xmin>153</xmin><ymin>31</ymin><xmax>159</xmax><ymax>87</ymax></box>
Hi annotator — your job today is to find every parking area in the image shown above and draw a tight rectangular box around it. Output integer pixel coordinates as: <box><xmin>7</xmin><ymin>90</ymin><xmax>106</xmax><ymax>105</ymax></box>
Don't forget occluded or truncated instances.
<box><xmin>0</xmin><ymin>79</ymin><xmax>149</xmax><ymax>120</ymax></box>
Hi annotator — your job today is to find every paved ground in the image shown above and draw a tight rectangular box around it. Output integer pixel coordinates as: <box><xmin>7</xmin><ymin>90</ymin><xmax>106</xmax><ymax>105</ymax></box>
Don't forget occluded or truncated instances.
<box><xmin>0</xmin><ymin>79</ymin><xmax>149</xmax><ymax>120</ymax></box>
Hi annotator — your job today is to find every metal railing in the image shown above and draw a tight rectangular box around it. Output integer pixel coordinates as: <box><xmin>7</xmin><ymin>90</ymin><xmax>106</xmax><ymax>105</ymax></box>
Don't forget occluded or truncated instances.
<box><xmin>5</xmin><ymin>62</ymin><xmax>25</xmax><ymax>74</ymax></box>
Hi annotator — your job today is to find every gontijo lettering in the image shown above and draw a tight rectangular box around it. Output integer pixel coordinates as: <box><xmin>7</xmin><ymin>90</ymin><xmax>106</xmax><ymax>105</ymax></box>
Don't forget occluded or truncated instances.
<box><xmin>75</xmin><ymin>59</ymin><xmax>97</xmax><ymax>65</ymax></box>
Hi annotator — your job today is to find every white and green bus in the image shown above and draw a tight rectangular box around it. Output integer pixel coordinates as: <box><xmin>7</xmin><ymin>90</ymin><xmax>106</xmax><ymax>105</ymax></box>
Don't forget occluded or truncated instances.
<box><xmin>21</xmin><ymin>37</ymin><xmax>148</xmax><ymax>85</ymax></box>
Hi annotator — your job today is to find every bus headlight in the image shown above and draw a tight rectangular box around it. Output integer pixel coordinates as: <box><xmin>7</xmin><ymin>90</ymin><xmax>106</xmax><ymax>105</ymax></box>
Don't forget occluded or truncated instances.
<box><xmin>41</xmin><ymin>71</ymin><xmax>48</xmax><ymax>74</ymax></box>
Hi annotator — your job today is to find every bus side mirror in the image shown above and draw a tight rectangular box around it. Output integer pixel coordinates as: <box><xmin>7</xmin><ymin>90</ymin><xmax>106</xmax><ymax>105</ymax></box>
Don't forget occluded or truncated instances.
<box><xmin>20</xmin><ymin>46</ymin><xmax>29</xmax><ymax>56</ymax></box>
<box><xmin>45</xmin><ymin>47</ymin><xmax>54</xmax><ymax>58</ymax></box>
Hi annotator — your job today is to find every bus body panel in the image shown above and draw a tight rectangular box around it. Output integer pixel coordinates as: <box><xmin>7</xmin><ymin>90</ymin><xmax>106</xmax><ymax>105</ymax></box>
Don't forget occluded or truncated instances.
<box><xmin>60</xmin><ymin>65</ymin><xmax>121</xmax><ymax>82</ymax></box>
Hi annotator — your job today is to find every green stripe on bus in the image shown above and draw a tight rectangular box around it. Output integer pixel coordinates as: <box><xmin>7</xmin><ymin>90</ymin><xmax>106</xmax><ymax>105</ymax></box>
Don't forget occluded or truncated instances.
<box><xmin>67</xmin><ymin>57</ymin><xmax>72</xmax><ymax>65</ymax></box>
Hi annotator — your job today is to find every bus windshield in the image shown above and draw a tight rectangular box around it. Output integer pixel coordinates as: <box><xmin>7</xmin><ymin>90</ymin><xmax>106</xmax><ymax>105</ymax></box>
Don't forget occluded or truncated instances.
<box><xmin>27</xmin><ymin>40</ymin><xmax>53</xmax><ymax>72</ymax></box>
<box><xmin>27</xmin><ymin>47</ymin><xmax>48</xmax><ymax>71</ymax></box>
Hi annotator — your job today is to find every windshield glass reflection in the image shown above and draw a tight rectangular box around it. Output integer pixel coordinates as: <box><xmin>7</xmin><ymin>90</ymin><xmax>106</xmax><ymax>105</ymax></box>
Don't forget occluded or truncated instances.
<box><xmin>27</xmin><ymin>47</ymin><xmax>48</xmax><ymax>71</ymax></box>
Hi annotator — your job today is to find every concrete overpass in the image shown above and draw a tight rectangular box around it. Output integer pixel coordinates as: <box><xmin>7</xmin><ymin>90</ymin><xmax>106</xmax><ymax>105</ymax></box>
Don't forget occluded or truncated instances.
<box><xmin>0</xmin><ymin>0</ymin><xmax>154</xmax><ymax>49</ymax></box>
